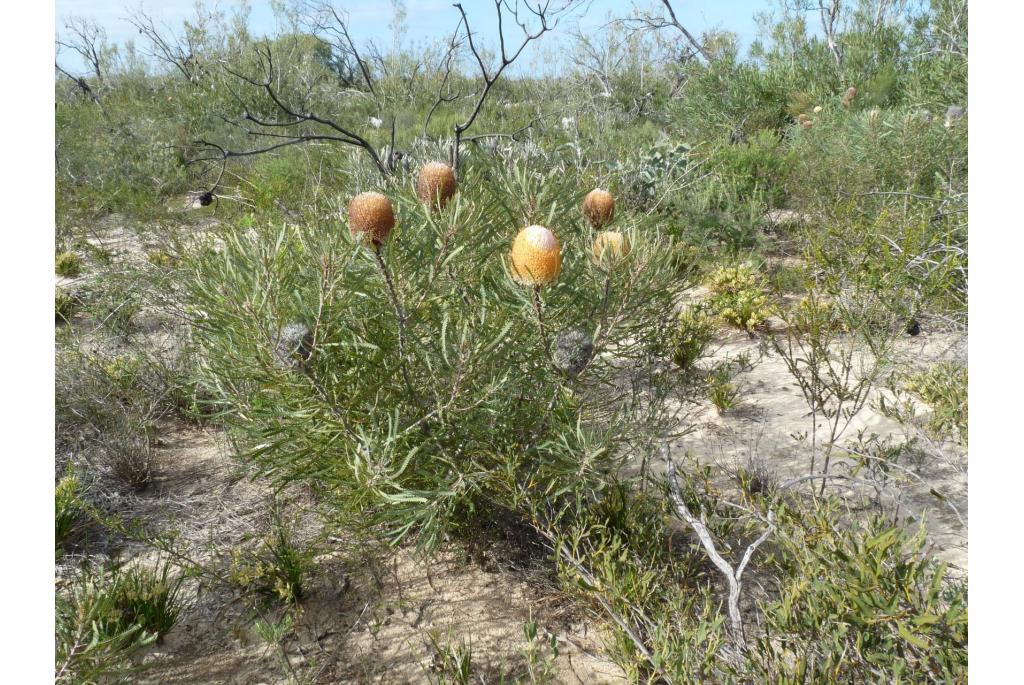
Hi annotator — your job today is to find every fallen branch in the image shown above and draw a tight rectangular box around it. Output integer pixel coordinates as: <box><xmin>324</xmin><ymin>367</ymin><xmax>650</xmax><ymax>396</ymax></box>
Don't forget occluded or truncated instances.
<box><xmin>664</xmin><ymin>446</ymin><xmax>774</xmax><ymax>653</ymax></box>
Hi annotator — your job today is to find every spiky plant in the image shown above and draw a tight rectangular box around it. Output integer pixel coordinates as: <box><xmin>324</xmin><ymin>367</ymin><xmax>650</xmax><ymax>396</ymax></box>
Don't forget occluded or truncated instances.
<box><xmin>183</xmin><ymin>157</ymin><xmax>686</xmax><ymax>551</ymax></box>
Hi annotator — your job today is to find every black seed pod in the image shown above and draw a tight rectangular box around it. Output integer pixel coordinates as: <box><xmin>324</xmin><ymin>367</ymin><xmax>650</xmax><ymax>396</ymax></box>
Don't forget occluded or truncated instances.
<box><xmin>906</xmin><ymin>319</ymin><xmax>921</xmax><ymax>337</ymax></box>
<box><xmin>199</xmin><ymin>191</ymin><xmax>214</xmax><ymax>206</ymax></box>
<box><xmin>272</xmin><ymin>322</ymin><xmax>314</xmax><ymax>368</ymax></box>
<box><xmin>553</xmin><ymin>328</ymin><xmax>594</xmax><ymax>377</ymax></box>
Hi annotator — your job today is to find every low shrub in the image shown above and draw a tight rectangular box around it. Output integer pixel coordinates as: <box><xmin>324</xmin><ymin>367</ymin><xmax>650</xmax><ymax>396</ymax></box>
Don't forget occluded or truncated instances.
<box><xmin>706</xmin><ymin>366</ymin><xmax>740</xmax><ymax>414</ymax></box>
<box><xmin>706</xmin><ymin>264</ymin><xmax>772</xmax><ymax>331</ymax></box>
<box><xmin>710</xmin><ymin>129</ymin><xmax>795</xmax><ymax>208</ymax></box>
<box><xmin>671</xmin><ymin>304</ymin><xmax>716</xmax><ymax>372</ymax></box>
<box><xmin>56</xmin><ymin>465</ymin><xmax>84</xmax><ymax>552</ymax></box>
<box><xmin>228</xmin><ymin>507</ymin><xmax>316</xmax><ymax>604</ymax></box>
<box><xmin>56</xmin><ymin>251</ymin><xmax>83</xmax><ymax>278</ymax></box>
<box><xmin>905</xmin><ymin>362</ymin><xmax>967</xmax><ymax>444</ymax></box>
<box><xmin>56</xmin><ymin>288</ymin><xmax>76</xmax><ymax>323</ymax></box>
<box><xmin>56</xmin><ymin>349</ymin><xmax>160</xmax><ymax>492</ymax></box>
<box><xmin>749</xmin><ymin>508</ymin><xmax>968</xmax><ymax>683</ymax></box>
<box><xmin>56</xmin><ymin>559</ymin><xmax>183</xmax><ymax>683</ymax></box>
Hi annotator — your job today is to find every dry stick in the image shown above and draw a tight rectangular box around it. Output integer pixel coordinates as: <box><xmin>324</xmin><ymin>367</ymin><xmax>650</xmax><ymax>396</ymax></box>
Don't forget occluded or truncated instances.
<box><xmin>531</xmin><ymin>285</ymin><xmax>552</xmax><ymax>358</ymax></box>
<box><xmin>373</xmin><ymin>244</ymin><xmax>420</xmax><ymax>407</ymax></box>
<box><xmin>664</xmin><ymin>446</ymin><xmax>775</xmax><ymax>653</ymax></box>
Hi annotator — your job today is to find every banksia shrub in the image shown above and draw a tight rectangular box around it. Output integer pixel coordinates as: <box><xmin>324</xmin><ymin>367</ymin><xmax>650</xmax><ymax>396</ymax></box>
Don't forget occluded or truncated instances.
<box><xmin>582</xmin><ymin>189</ymin><xmax>615</xmax><ymax>228</ymax></box>
<box><xmin>511</xmin><ymin>225</ymin><xmax>562</xmax><ymax>286</ymax></box>
<box><xmin>592</xmin><ymin>231</ymin><xmax>630</xmax><ymax>265</ymax></box>
<box><xmin>183</xmin><ymin>159</ymin><xmax>684</xmax><ymax>554</ymax></box>
<box><xmin>347</xmin><ymin>192</ymin><xmax>395</xmax><ymax>245</ymax></box>
<box><xmin>416</xmin><ymin>162</ymin><xmax>458</xmax><ymax>211</ymax></box>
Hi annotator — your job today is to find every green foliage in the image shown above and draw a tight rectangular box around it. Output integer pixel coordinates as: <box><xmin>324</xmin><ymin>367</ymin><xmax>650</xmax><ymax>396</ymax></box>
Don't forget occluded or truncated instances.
<box><xmin>229</xmin><ymin>506</ymin><xmax>317</xmax><ymax>604</ymax></box>
<box><xmin>905</xmin><ymin>362</ymin><xmax>967</xmax><ymax>444</ymax></box>
<box><xmin>426</xmin><ymin>632</ymin><xmax>475</xmax><ymax>685</ymax></box>
<box><xmin>706</xmin><ymin>366</ymin><xmax>740</xmax><ymax>414</ymax></box>
<box><xmin>612</xmin><ymin>140</ymin><xmax>694</xmax><ymax>210</ymax></box>
<box><xmin>56</xmin><ymin>251</ymin><xmax>83</xmax><ymax>277</ymax></box>
<box><xmin>56</xmin><ymin>288</ymin><xmax>76</xmax><ymax>323</ymax></box>
<box><xmin>56</xmin><ymin>465</ymin><xmax>84</xmax><ymax>552</ymax></box>
<box><xmin>800</xmin><ymin>203</ymin><xmax>966</xmax><ymax>326</ymax></box>
<box><xmin>705</xmin><ymin>264</ymin><xmax>773</xmax><ymax>331</ymax></box>
<box><xmin>749</xmin><ymin>508</ymin><xmax>968</xmax><ymax>683</ymax></box>
<box><xmin>185</xmin><ymin>157</ymin><xmax>684</xmax><ymax>553</ymax></box>
<box><xmin>710</xmin><ymin>129</ymin><xmax>795</xmax><ymax>207</ymax></box>
<box><xmin>110</xmin><ymin>560</ymin><xmax>185</xmax><ymax>641</ymax></box>
<box><xmin>671</xmin><ymin>304</ymin><xmax>716</xmax><ymax>372</ymax></box>
<box><xmin>56</xmin><ymin>559</ymin><xmax>183</xmax><ymax>683</ymax></box>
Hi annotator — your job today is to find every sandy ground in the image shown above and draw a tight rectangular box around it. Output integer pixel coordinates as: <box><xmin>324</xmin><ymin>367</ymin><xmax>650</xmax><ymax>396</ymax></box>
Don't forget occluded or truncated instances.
<box><xmin>125</xmin><ymin>422</ymin><xmax>625</xmax><ymax>685</ymax></box>
<box><xmin>657</xmin><ymin>325</ymin><xmax>967</xmax><ymax>571</ymax></box>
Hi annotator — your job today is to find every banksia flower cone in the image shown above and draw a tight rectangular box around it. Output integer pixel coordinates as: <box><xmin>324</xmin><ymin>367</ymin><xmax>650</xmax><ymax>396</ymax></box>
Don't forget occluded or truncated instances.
<box><xmin>582</xmin><ymin>189</ymin><xmax>615</xmax><ymax>228</ymax></box>
<box><xmin>841</xmin><ymin>86</ymin><xmax>857</xmax><ymax>110</ymax></box>
<box><xmin>416</xmin><ymin>162</ymin><xmax>457</xmax><ymax>210</ymax></box>
<box><xmin>592</xmin><ymin>231</ymin><xmax>630</xmax><ymax>264</ymax></box>
<box><xmin>348</xmin><ymin>192</ymin><xmax>395</xmax><ymax>245</ymax></box>
<box><xmin>511</xmin><ymin>225</ymin><xmax>561</xmax><ymax>286</ymax></box>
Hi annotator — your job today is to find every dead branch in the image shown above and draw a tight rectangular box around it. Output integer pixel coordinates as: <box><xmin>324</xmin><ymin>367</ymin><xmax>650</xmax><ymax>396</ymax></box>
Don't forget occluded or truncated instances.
<box><xmin>55</xmin><ymin>62</ymin><xmax>102</xmax><ymax>108</ymax></box>
<box><xmin>126</xmin><ymin>8</ymin><xmax>204</xmax><ymax>83</ymax></box>
<box><xmin>665</xmin><ymin>447</ymin><xmax>774</xmax><ymax>653</ymax></box>
<box><xmin>447</xmin><ymin>0</ymin><xmax>583</xmax><ymax>173</ymax></box>
<box><xmin>193</xmin><ymin>43</ymin><xmax>389</xmax><ymax>192</ymax></box>
<box><xmin>298</xmin><ymin>1</ymin><xmax>377</xmax><ymax>99</ymax></box>
<box><xmin>818</xmin><ymin>0</ymin><xmax>843</xmax><ymax>68</ymax></box>
<box><xmin>423</xmin><ymin>24</ymin><xmax>470</xmax><ymax>137</ymax></box>
<box><xmin>56</xmin><ymin>16</ymin><xmax>109</xmax><ymax>84</ymax></box>
<box><xmin>625</xmin><ymin>0</ymin><xmax>712</xmax><ymax>63</ymax></box>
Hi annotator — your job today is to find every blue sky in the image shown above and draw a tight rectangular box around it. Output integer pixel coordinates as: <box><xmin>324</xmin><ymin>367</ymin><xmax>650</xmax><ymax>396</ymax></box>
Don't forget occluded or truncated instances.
<box><xmin>55</xmin><ymin>0</ymin><xmax>775</xmax><ymax>74</ymax></box>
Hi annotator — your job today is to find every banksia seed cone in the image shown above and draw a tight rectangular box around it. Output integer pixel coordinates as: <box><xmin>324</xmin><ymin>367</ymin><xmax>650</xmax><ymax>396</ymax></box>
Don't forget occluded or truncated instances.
<box><xmin>272</xmin><ymin>322</ymin><xmax>314</xmax><ymax>369</ymax></box>
<box><xmin>582</xmin><ymin>189</ymin><xmax>615</xmax><ymax>228</ymax></box>
<box><xmin>416</xmin><ymin>162</ymin><xmax>457</xmax><ymax>210</ymax></box>
<box><xmin>553</xmin><ymin>328</ymin><xmax>594</xmax><ymax>377</ymax></box>
<box><xmin>592</xmin><ymin>231</ymin><xmax>630</xmax><ymax>264</ymax></box>
<box><xmin>510</xmin><ymin>225</ymin><xmax>561</xmax><ymax>286</ymax></box>
<box><xmin>348</xmin><ymin>192</ymin><xmax>395</xmax><ymax>245</ymax></box>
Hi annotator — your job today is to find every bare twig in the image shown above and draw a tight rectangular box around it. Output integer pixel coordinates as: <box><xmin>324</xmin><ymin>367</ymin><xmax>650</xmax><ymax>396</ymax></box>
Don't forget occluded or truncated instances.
<box><xmin>664</xmin><ymin>446</ymin><xmax>774</xmax><ymax>652</ymax></box>
<box><xmin>625</xmin><ymin>0</ymin><xmax>712</xmax><ymax>63</ymax></box>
